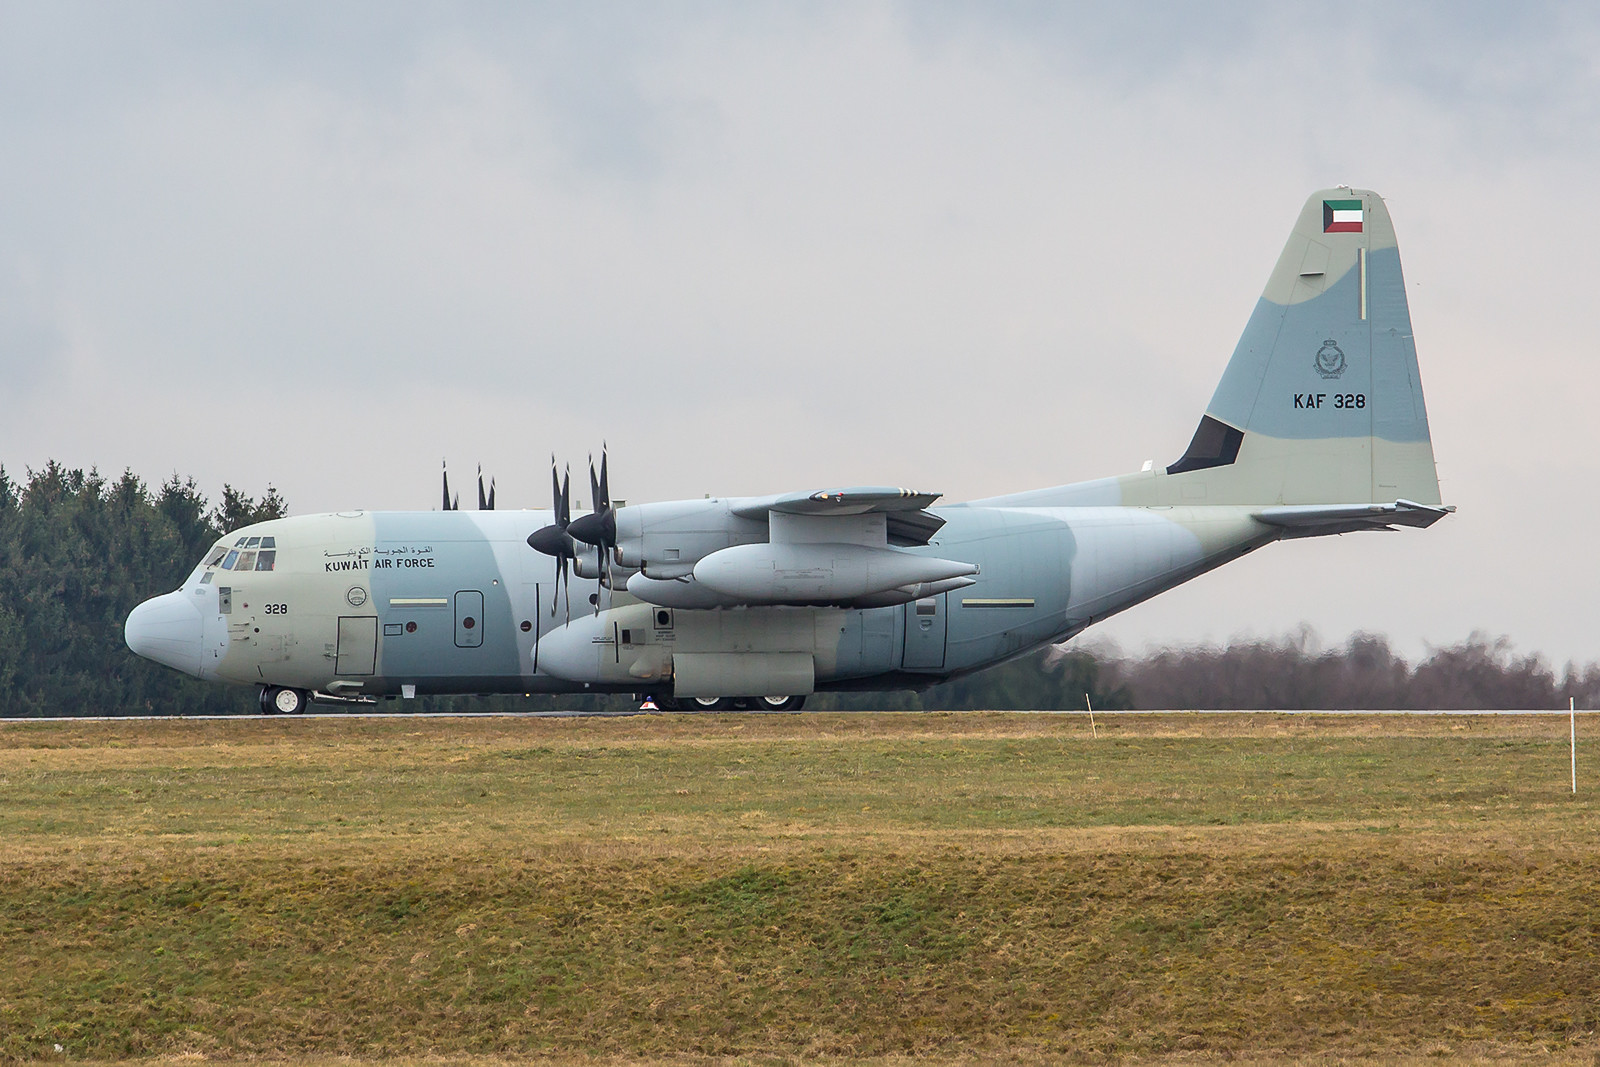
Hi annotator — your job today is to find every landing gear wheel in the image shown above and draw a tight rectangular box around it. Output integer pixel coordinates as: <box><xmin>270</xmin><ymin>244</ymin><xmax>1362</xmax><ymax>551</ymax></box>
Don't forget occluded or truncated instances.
<box><xmin>757</xmin><ymin>695</ymin><xmax>805</xmax><ymax>712</ymax></box>
<box><xmin>689</xmin><ymin>697</ymin><xmax>733</xmax><ymax>711</ymax></box>
<box><xmin>260</xmin><ymin>686</ymin><xmax>308</xmax><ymax>716</ymax></box>
<box><xmin>655</xmin><ymin>696</ymin><xmax>681</xmax><ymax>711</ymax></box>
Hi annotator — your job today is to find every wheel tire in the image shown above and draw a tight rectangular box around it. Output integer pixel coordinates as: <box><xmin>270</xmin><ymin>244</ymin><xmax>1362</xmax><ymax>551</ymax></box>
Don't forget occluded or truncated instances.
<box><xmin>655</xmin><ymin>696</ymin><xmax>680</xmax><ymax>711</ymax></box>
<box><xmin>689</xmin><ymin>696</ymin><xmax>733</xmax><ymax>711</ymax></box>
<box><xmin>757</xmin><ymin>695</ymin><xmax>805</xmax><ymax>712</ymax></box>
<box><xmin>260</xmin><ymin>686</ymin><xmax>307</xmax><ymax>716</ymax></box>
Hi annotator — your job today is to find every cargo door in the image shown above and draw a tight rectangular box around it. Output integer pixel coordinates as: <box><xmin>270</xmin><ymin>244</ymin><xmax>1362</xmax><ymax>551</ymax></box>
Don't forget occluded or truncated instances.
<box><xmin>902</xmin><ymin>593</ymin><xmax>947</xmax><ymax>670</ymax></box>
<box><xmin>336</xmin><ymin>616</ymin><xmax>378</xmax><ymax>675</ymax></box>
<box><xmin>455</xmin><ymin>590</ymin><xmax>484</xmax><ymax>648</ymax></box>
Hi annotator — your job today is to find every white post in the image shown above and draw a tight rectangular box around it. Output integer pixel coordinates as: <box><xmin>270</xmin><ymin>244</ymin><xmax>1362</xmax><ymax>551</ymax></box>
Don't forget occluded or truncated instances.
<box><xmin>1085</xmin><ymin>693</ymin><xmax>1098</xmax><ymax>739</ymax></box>
<box><xmin>1572</xmin><ymin>696</ymin><xmax>1577</xmax><ymax>795</ymax></box>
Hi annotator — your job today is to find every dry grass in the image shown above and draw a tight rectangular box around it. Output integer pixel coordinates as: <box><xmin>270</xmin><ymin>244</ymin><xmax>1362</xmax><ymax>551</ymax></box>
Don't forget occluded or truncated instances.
<box><xmin>1</xmin><ymin>712</ymin><xmax>1597</xmax><ymax>1064</ymax></box>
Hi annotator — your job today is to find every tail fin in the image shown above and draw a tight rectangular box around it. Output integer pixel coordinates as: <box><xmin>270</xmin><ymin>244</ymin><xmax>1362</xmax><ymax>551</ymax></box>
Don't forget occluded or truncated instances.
<box><xmin>1163</xmin><ymin>188</ymin><xmax>1442</xmax><ymax>506</ymax></box>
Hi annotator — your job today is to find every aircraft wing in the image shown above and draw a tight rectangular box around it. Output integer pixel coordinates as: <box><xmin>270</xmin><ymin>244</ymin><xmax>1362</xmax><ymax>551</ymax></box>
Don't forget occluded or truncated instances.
<box><xmin>730</xmin><ymin>487</ymin><xmax>946</xmax><ymax>546</ymax></box>
<box><xmin>1254</xmin><ymin>499</ymin><xmax>1455</xmax><ymax>538</ymax></box>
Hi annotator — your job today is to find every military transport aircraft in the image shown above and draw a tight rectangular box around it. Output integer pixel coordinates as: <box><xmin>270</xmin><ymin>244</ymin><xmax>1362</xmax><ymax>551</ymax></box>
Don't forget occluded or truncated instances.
<box><xmin>126</xmin><ymin>188</ymin><xmax>1450</xmax><ymax>715</ymax></box>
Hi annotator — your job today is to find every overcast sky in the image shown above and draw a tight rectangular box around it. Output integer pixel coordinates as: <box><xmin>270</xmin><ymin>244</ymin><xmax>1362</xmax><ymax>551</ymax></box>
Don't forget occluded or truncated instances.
<box><xmin>4</xmin><ymin>2</ymin><xmax>1598</xmax><ymax>665</ymax></box>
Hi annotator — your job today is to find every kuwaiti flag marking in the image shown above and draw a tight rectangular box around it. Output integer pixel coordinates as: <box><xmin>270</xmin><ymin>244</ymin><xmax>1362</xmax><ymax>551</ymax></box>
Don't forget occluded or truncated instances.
<box><xmin>1323</xmin><ymin>198</ymin><xmax>1363</xmax><ymax>233</ymax></box>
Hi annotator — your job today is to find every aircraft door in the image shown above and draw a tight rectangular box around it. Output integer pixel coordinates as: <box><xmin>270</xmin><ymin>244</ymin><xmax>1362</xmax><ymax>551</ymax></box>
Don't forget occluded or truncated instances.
<box><xmin>336</xmin><ymin>616</ymin><xmax>378</xmax><ymax>675</ymax></box>
<box><xmin>455</xmin><ymin>590</ymin><xmax>484</xmax><ymax>648</ymax></box>
<box><xmin>902</xmin><ymin>594</ymin><xmax>948</xmax><ymax>670</ymax></box>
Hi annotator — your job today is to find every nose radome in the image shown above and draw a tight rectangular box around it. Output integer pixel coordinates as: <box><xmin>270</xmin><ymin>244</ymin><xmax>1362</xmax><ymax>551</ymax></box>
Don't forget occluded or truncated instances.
<box><xmin>124</xmin><ymin>591</ymin><xmax>205</xmax><ymax>676</ymax></box>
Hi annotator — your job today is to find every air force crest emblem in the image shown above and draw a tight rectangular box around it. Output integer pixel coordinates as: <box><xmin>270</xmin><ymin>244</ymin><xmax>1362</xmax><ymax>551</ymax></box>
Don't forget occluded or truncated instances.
<box><xmin>1314</xmin><ymin>339</ymin><xmax>1346</xmax><ymax>380</ymax></box>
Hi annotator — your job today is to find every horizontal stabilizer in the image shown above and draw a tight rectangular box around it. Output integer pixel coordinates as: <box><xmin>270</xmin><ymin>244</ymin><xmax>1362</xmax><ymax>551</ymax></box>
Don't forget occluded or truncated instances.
<box><xmin>1255</xmin><ymin>499</ymin><xmax>1455</xmax><ymax>537</ymax></box>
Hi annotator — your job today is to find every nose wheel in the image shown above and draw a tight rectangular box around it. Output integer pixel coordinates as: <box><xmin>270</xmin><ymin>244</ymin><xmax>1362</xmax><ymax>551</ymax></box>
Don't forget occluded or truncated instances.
<box><xmin>259</xmin><ymin>685</ymin><xmax>308</xmax><ymax>715</ymax></box>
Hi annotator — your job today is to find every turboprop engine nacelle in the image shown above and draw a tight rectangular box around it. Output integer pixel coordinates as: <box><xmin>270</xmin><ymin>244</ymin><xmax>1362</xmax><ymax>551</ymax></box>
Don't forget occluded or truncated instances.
<box><xmin>692</xmin><ymin>542</ymin><xmax>978</xmax><ymax>606</ymax></box>
<box><xmin>610</xmin><ymin>499</ymin><xmax>769</xmax><ymax>578</ymax></box>
<box><xmin>570</xmin><ymin>550</ymin><xmax>638</xmax><ymax>585</ymax></box>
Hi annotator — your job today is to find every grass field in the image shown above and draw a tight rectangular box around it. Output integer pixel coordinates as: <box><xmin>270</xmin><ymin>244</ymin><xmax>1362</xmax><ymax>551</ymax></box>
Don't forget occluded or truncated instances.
<box><xmin>1</xmin><ymin>711</ymin><xmax>1598</xmax><ymax>1065</ymax></box>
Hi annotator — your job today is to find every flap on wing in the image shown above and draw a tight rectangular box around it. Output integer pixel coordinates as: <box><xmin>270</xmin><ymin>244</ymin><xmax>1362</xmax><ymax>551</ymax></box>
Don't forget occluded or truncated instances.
<box><xmin>1255</xmin><ymin>499</ymin><xmax>1455</xmax><ymax>535</ymax></box>
<box><xmin>731</xmin><ymin>487</ymin><xmax>947</xmax><ymax>545</ymax></box>
<box><xmin>885</xmin><ymin>508</ymin><xmax>946</xmax><ymax>547</ymax></box>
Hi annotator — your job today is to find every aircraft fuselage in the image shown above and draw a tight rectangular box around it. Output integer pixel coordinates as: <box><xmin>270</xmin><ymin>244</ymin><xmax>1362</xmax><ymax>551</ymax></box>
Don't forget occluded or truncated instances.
<box><xmin>129</xmin><ymin>502</ymin><xmax>1273</xmax><ymax>702</ymax></box>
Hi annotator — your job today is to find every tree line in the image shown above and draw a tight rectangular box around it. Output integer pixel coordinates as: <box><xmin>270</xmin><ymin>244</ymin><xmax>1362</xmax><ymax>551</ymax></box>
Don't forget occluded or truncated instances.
<box><xmin>0</xmin><ymin>462</ymin><xmax>1593</xmax><ymax>716</ymax></box>
<box><xmin>0</xmin><ymin>462</ymin><xmax>285</xmax><ymax>716</ymax></box>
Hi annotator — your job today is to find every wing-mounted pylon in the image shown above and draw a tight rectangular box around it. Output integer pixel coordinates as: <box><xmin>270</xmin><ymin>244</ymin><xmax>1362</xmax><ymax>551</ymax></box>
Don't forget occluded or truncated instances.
<box><xmin>624</xmin><ymin>486</ymin><xmax>977</xmax><ymax>610</ymax></box>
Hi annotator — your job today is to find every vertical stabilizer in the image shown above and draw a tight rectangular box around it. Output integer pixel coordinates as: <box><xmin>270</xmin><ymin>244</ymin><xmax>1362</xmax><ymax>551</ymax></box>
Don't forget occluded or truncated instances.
<box><xmin>1162</xmin><ymin>188</ymin><xmax>1441</xmax><ymax>506</ymax></box>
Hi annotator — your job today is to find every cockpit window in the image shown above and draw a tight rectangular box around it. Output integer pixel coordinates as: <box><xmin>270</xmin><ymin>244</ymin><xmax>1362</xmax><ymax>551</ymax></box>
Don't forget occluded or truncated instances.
<box><xmin>210</xmin><ymin>535</ymin><xmax>278</xmax><ymax>570</ymax></box>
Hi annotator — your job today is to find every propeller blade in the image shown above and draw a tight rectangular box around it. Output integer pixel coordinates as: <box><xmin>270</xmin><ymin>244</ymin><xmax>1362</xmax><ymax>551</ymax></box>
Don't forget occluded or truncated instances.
<box><xmin>478</xmin><ymin>466</ymin><xmax>489</xmax><ymax>511</ymax></box>
<box><xmin>529</xmin><ymin>461</ymin><xmax>578</xmax><ymax>559</ymax></box>
<box><xmin>488</xmin><ymin>478</ymin><xmax>496</xmax><ymax>511</ymax></box>
<box><xmin>442</xmin><ymin>461</ymin><xmax>452</xmax><ymax>511</ymax></box>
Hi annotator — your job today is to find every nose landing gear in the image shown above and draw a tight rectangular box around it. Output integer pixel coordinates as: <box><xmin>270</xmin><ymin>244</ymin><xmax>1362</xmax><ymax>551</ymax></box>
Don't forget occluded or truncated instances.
<box><xmin>259</xmin><ymin>685</ymin><xmax>308</xmax><ymax>715</ymax></box>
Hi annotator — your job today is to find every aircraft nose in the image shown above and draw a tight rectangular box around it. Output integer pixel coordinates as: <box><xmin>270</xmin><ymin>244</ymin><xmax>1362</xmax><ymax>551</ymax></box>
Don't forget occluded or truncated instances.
<box><xmin>124</xmin><ymin>591</ymin><xmax>205</xmax><ymax>676</ymax></box>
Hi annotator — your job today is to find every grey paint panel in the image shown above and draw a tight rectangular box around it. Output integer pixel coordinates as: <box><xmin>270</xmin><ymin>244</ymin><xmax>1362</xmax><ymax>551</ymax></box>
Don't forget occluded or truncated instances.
<box><xmin>902</xmin><ymin>594</ymin><xmax>948</xmax><ymax>670</ymax></box>
<box><xmin>335</xmin><ymin>616</ymin><xmax>377</xmax><ymax>676</ymax></box>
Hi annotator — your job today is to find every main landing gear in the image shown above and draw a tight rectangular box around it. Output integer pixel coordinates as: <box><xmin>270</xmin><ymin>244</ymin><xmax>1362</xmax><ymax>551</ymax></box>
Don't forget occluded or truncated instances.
<box><xmin>259</xmin><ymin>685</ymin><xmax>308</xmax><ymax>715</ymax></box>
<box><xmin>644</xmin><ymin>695</ymin><xmax>806</xmax><ymax>712</ymax></box>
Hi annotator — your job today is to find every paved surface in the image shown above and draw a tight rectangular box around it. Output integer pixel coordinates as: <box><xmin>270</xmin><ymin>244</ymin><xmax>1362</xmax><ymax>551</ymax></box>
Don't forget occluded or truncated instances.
<box><xmin>1</xmin><ymin>709</ymin><xmax>1587</xmax><ymax>722</ymax></box>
